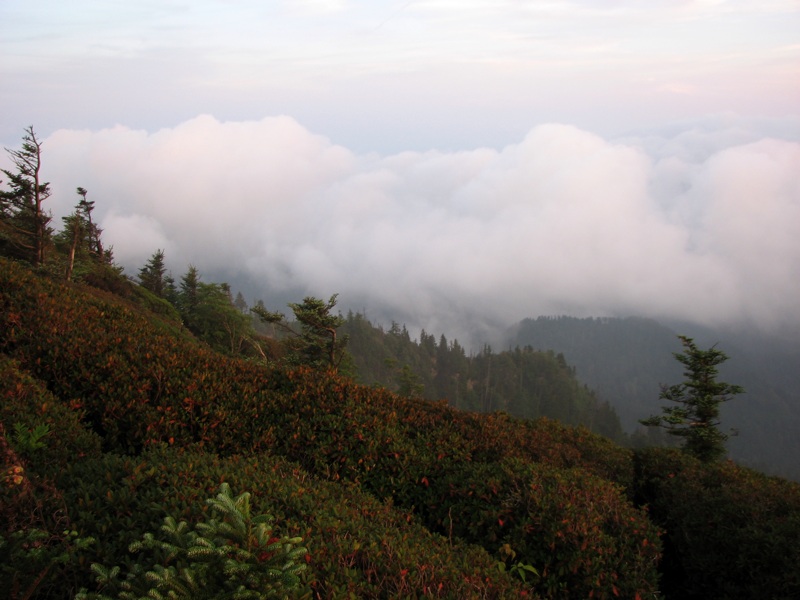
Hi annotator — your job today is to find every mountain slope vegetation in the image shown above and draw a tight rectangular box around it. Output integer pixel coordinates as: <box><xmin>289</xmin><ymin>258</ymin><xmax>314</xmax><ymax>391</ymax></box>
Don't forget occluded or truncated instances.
<box><xmin>509</xmin><ymin>316</ymin><xmax>800</xmax><ymax>480</ymax></box>
<box><xmin>340</xmin><ymin>313</ymin><xmax>625</xmax><ymax>442</ymax></box>
<box><xmin>2</xmin><ymin>257</ymin><xmax>800</xmax><ymax>599</ymax></box>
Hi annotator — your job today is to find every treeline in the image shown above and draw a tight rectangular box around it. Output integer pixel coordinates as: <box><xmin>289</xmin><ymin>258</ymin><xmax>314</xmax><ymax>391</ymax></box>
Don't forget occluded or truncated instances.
<box><xmin>2</xmin><ymin>126</ymin><xmax>800</xmax><ymax>598</ymax></box>
<box><xmin>1</xmin><ymin>127</ymin><xmax>118</xmax><ymax>283</ymax></box>
<box><xmin>342</xmin><ymin>313</ymin><xmax>625</xmax><ymax>441</ymax></box>
<box><xmin>511</xmin><ymin>316</ymin><xmax>800</xmax><ymax>480</ymax></box>
<box><xmin>131</xmin><ymin>253</ymin><xmax>626</xmax><ymax>442</ymax></box>
<box><xmin>3</xmin><ymin>256</ymin><xmax>800</xmax><ymax>599</ymax></box>
<box><xmin>1</xmin><ymin>126</ymin><xmax>619</xmax><ymax>443</ymax></box>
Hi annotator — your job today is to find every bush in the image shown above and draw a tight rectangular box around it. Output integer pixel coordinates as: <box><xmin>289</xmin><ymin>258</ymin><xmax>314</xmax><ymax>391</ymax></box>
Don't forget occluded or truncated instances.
<box><xmin>57</xmin><ymin>447</ymin><xmax>527</xmax><ymax>599</ymax></box>
<box><xmin>635</xmin><ymin>447</ymin><xmax>800</xmax><ymax>599</ymax></box>
<box><xmin>1</xmin><ymin>420</ymin><xmax>96</xmax><ymax>599</ymax></box>
<box><xmin>77</xmin><ymin>483</ymin><xmax>307</xmax><ymax>600</ymax></box>
<box><xmin>79</xmin><ymin>262</ymin><xmax>134</xmax><ymax>298</ymax></box>
<box><xmin>0</xmin><ymin>355</ymin><xmax>102</xmax><ymax>473</ymax></box>
<box><xmin>422</xmin><ymin>458</ymin><xmax>661</xmax><ymax>599</ymax></box>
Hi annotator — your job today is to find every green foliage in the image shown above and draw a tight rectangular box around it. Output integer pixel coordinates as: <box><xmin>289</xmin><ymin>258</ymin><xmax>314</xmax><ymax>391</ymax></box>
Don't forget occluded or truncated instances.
<box><xmin>497</xmin><ymin>545</ymin><xmax>541</xmax><ymax>585</ymax></box>
<box><xmin>80</xmin><ymin>261</ymin><xmax>133</xmax><ymax>298</ymax></box>
<box><xmin>53</xmin><ymin>187</ymin><xmax>107</xmax><ymax>282</ymax></box>
<box><xmin>394</xmin><ymin>361</ymin><xmax>425</xmax><ymax>397</ymax></box>
<box><xmin>254</xmin><ymin>294</ymin><xmax>349</xmax><ymax>371</ymax></box>
<box><xmin>1</xmin><ymin>416</ymin><xmax>97</xmax><ymax>599</ymax></box>
<box><xmin>130</xmin><ymin>284</ymin><xmax>182</xmax><ymax>324</ymax></box>
<box><xmin>635</xmin><ymin>447</ymin><xmax>800</xmax><ymax>599</ymax></box>
<box><xmin>0</xmin><ymin>126</ymin><xmax>52</xmax><ymax>266</ymax></box>
<box><xmin>252</xmin><ymin>370</ymin><xmax>656</xmax><ymax>598</ymax></box>
<box><xmin>57</xmin><ymin>448</ymin><xmax>526</xmax><ymax>599</ymax></box>
<box><xmin>137</xmin><ymin>249</ymin><xmax>167</xmax><ymax>297</ymax></box>
<box><xmin>641</xmin><ymin>335</ymin><xmax>744</xmax><ymax>462</ymax></box>
<box><xmin>418</xmin><ymin>458</ymin><xmax>661</xmax><ymax>599</ymax></box>
<box><xmin>0</xmin><ymin>355</ymin><xmax>102</xmax><ymax>472</ymax></box>
<box><xmin>0</xmin><ymin>527</ymin><xmax>96</xmax><ymax>600</ymax></box>
<box><xmin>4</xmin><ymin>255</ymin><xmax>800</xmax><ymax>599</ymax></box>
<box><xmin>341</xmin><ymin>312</ymin><xmax>626</xmax><ymax>441</ymax></box>
<box><xmin>183</xmin><ymin>280</ymin><xmax>253</xmax><ymax>355</ymax></box>
<box><xmin>77</xmin><ymin>483</ymin><xmax>307</xmax><ymax>600</ymax></box>
<box><xmin>12</xmin><ymin>422</ymin><xmax>50</xmax><ymax>453</ymax></box>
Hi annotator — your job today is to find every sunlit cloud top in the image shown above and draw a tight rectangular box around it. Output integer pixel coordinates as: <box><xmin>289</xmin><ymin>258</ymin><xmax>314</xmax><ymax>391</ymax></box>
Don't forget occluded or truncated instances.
<box><xmin>1</xmin><ymin>1</ymin><xmax>799</xmax><ymax>342</ymax></box>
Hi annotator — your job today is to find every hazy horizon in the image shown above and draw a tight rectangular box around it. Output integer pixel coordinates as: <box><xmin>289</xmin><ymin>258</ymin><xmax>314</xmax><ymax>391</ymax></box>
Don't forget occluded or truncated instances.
<box><xmin>2</xmin><ymin>1</ymin><xmax>799</xmax><ymax>344</ymax></box>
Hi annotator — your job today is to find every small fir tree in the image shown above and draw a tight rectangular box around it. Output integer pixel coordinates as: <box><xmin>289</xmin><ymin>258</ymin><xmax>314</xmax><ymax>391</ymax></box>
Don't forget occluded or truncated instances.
<box><xmin>138</xmin><ymin>249</ymin><xmax>167</xmax><ymax>297</ymax></box>
<box><xmin>57</xmin><ymin>188</ymin><xmax>104</xmax><ymax>281</ymax></box>
<box><xmin>253</xmin><ymin>294</ymin><xmax>349</xmax><ymax>371</ymax></box>
<box><xmin>77</xmin><ymin>483</ymin><xmax>307</xmax><ymax>600</ymax></box>
<box><xmin>640</xmin><ymin>335</ymin><xmax>744</xmax><ymax>462</ymax></box>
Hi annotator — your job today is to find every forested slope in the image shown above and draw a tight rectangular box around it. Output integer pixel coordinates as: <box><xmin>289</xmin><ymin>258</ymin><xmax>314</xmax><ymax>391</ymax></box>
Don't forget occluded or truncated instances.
<box><xmin>2</xmin><ymin>257</ymin><xmax>799</xmax><ymax>599</ymax></box>
<box><xmin>509</xmin><ymin>316</ymin><xmax>800</xmax><ymax>480</ymax></box>
<box><xmin>340</xmin><ymin>313</ymin><xmax>625</xmax><ymax>441</ymax></box>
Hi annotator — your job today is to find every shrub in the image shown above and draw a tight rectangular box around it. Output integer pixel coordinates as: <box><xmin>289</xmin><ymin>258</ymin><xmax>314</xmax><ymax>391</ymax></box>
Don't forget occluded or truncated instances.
<box><xmin>422</xmin><ymin>458</ymin><xmax>661</xmax><ymax>599</ymax></box>
<box><xmin>635</xmin><ymin>447</ymin><xmax>800</xmax><ymax>599</ymax></box>
<box><xmin>79</xmin><ymin>262</ymin><xmax>134</xmax><ymax>298</ymax></box>
<box><xmin>57</xmin><ymin>447</ymin><xmax>527</xmax><ymax>599</ymax></box>
<box><xmin>1</xmin><ymin>420</ymin><xmax>96</xmax><ymax>599</ymax></box>
<box><xmin>77</xmin><ymin>483</ymin><xmax>307</xmax><ymax>600</ymax></box>
<box><xmin>0</xmin><ymin>355</ymin><xmax>102</xmax><ymax>473</ymax></box>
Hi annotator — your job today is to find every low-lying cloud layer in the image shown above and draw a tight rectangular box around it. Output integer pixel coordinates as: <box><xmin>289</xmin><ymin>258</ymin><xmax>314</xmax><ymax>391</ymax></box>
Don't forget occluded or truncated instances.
<box><xmin>23</xmin><ymin>115</ymin><xmax>800</xmax><ymax>342</ymax></box>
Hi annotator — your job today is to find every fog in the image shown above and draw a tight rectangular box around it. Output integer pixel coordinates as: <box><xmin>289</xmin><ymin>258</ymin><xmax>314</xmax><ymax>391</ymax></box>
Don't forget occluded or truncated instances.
<box><xmin>9</xmin><ymin>115</ymin><xmax>800</xmax><ymax>344</ymax></box>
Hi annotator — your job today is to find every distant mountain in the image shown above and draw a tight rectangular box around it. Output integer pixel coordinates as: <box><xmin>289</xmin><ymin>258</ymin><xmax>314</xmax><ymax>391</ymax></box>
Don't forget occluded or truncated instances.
<box><xmin>507</xmin><ymin>316</ymin><xmax>800</xmax><ymax>481</ymax></box>
<box><xmin>340</xmin><ymin>312</ymin><xmax>626</xmax><ymax>442</ymax></box>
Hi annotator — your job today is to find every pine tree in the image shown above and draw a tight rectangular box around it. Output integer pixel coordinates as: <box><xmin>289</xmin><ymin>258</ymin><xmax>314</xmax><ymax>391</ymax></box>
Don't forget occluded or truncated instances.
<box><xmin>75</xmin><ymin>187</ymin><xmax>104</xmax><ymax>259</ymax></box>
<box><xmin>60</xmin><ymin>207</ymin><xmax>86</xmax><ymax>282</ymax></box>
<box><xmin>0</xmin><ymin>126</ymin><xmax>52</xmax><ymax>266</ymax></box>
<box><xmin>58</xmin><ymin>188</ymin><xmax>104</xmax><ymax>281</ymax></box>
<box><xmin>178</xmin><ymin>265</ymin><xmax>201</xmax><ymax>319</ymax></box>
<box><xmin>138</xmin><ymin>249</ymin><xmax>167</xmax><ymax>297</ymax></box>
<box><xmin>234</xmin><ymin>291</ymin><xmax>248</xmax><ymax>313</ymax></box>
<box><xmin>640</xmin><ymin>335</ymin><xmax>744</xmax><ymax>462</ymax></box>
<box><xmin>77</xmin><ymin>484</ymin><xmax>307</xmax><ymax>600</ymax></box>
<box><xmin>253</xmin><ymin>294</ymin><xmax>348</xmax><ymax>370</ymax></box>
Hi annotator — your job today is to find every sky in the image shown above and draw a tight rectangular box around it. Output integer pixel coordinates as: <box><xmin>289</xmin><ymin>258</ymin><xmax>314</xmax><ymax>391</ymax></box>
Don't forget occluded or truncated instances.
<box><xmin>2</xmin><ymin>0</ymin><xmax>799</xmax><ymax>344</ymax></box>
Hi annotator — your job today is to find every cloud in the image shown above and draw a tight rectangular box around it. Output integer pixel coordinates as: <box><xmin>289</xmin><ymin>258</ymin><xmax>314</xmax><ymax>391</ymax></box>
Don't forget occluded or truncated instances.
<box><xmin>34</xmin><ymin>114</ymin><xmax>800</xmax><ymax>343</ymax></box>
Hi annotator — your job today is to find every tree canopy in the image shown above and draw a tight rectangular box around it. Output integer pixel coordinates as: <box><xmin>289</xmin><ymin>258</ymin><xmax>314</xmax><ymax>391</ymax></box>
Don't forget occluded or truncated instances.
<box><xmin>0</xmin><ymin>126</ymin><xmax>52</xmax><ymax>266</ymax></box>
<box><xmin>641</xmin><ymin>335</ymin><xmax>744</xmax><ymax>462</ymax></box>
<box><xmin>253</xmin><ymin>294</ymin><xmax>348</xmax><ymax>371</ymax></box>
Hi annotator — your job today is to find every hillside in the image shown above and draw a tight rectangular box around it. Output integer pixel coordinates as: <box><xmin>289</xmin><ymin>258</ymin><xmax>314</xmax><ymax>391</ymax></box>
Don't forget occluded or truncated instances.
<box><xmin>340</xmin><ymin>312</ymin><xmax>625</xmax><ymax>442</ymax></box>
<box><xmin>508</xmin><ymin>316</ymin><xmax>800</xmax><ymax>480</ymax></box>
<box><xmin>2</xmin><ymin>257</ymin><xmax>800</xmax><ymax>599</ymax></box>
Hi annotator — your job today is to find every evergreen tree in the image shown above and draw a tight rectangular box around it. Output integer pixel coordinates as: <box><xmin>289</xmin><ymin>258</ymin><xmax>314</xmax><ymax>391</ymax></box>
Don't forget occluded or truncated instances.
<box><xmin>194</xmin><ymin>282</ymin><xmax>252</xmax><ymax>354</ymax></box>
<box><xmin>75</xmin><ymin>187</ymin><xmax>104</xmax><ymax>259</ymax></box>
<box><xmin>78</xmin><ymin>484</ymin><xmax>307</xmax><ymax>600</ymax></box>
<box><xmin>57</xmin><ymin>188</ymin><xmax>105</xmax><ymax>281</ymax></box>
<box><xmin>234</xmin><ymin>291</ymin><xmax>248</xmax><ymax>313</ymax></box>
<box><xmin>162</xmin><ymin>273</ymin><xmax>179</xmax><ymax>307</ymax></box>
<box><xmin>178</xmin><ymin>265</ymin><xmax>201</xmax><ymax>318</ymax></box>
<box><xmin>138</xmin><ymin>250</ymin><xmax>167</xmax><ymax>297</ymax></box>
<box><xmin>59</xmin><ymin>206</ymin><xmax>86</xmax><ymax>282</ymax></box>
<box><xmin>640</xmin><ymin>335</ymin><xmax>744</xmax><ymax>462</ymax></box>
<box><xmin>173</xmin><ymin>266</ymin><xmax>254</xmax><ymax>354</ymax></box>
<box><xmin>0</xmin><ymin>126</ymin><xmax>52</xmax><ymax>266</ymax></box>
<box><xmin>253</xmin><ymin>294</ymin><xmax>348</xmax><ymax>371</ymax></box>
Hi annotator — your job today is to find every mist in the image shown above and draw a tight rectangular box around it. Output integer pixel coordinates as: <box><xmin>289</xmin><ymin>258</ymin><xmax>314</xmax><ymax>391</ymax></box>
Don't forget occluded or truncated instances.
<box><xmin>14</xmin><ymin>114</ymin><xmax>800</xmax><ymax>344</ymax></box>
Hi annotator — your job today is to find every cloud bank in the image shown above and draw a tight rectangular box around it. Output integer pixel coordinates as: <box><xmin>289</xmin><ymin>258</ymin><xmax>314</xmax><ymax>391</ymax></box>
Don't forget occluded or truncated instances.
<box><xmin>31</xmin><ymin>115</ymin><xmax>800</xmax><ymax>342</ymax></box>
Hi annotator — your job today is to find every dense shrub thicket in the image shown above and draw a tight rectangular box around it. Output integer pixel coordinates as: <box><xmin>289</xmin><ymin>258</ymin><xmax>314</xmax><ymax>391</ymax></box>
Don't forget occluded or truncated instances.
<box><xmin>634</xmin><ymin>447</ymin><xmax>800</xmax><ymax>599</ymax></box>
<box><xmin>59</xmin><ymin>448</ymin><xmax>525</xmax><ymax>598</ymax></box>
<box><xmin>2</xmin><ymin>257</ymin><xmax>800</xmax><ymax>599</ymax></box>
